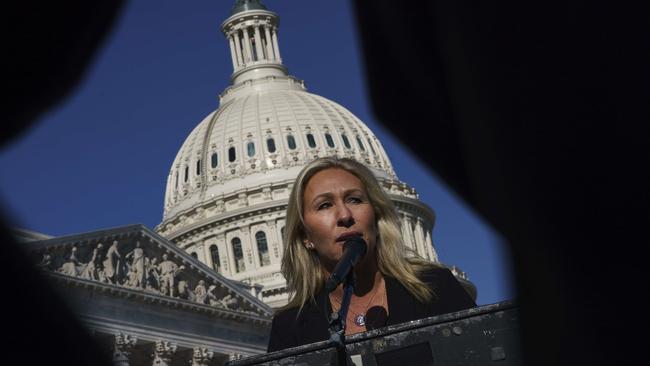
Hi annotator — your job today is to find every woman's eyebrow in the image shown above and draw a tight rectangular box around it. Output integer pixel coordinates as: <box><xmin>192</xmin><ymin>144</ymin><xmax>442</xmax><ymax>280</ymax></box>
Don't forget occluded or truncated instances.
<box><xmin>310</xmin><ymin>192</ymin><xmax>334</xmax><ymax>204</ymax></box>
<box><xmin>311</xmin><ymin>188</ymin><xmax>364</xmax><ymax>203</ymax></box>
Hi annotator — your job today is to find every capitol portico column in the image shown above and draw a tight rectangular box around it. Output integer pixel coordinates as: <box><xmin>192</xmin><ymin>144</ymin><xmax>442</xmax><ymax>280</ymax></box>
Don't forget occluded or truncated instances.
<box><xmin>112</xmin><ymin>333</ymin><xmax>137</xmax><ymax>366</ymax></box>
<box><xmin>253</xmin><ymin>25</ymin><xmax>265</xmax><ymax>60</ymax></box>
<box><xmin>191</xmin><ymin>347</ymin><xmax>214</xmax><ymax>366</ymax></box>
<box><xmin>263</xmin><ymin>25</ymin><xmax>274</xmax><ymax>60</ymax></box>
<box><xmin>271</xmin><ymin>27</ymin><xmax>281</xmax><ymax>62</ymax></box>
<box><xmin>152</xmin><ymin>340</ymin><xmax>177</xmax><ymax>366</ymax></box>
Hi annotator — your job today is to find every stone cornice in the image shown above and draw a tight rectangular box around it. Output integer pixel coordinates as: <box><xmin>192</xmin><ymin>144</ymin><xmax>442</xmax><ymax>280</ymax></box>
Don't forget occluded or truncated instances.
<box><xmin>389</xmin><ymin>194</ymin><xmax>436</xmax><ymax>227</ymax></box>
<box><xmin>81</xmin><ymin>315</ymin><xmax>265</xmax><ymax>354</ymax></box>
<box><xmin>162</xmin><ymin>200</ymin><xmax>289</xmax><ymax>242</ymax></box>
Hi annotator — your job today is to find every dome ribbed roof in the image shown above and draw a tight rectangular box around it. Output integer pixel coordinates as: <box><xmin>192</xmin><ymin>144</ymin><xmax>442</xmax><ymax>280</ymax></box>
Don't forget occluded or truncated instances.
<box><xmin>162</xmin><ymin>83</ymin><xmax>397</xmax><ymax>221</ymax></box>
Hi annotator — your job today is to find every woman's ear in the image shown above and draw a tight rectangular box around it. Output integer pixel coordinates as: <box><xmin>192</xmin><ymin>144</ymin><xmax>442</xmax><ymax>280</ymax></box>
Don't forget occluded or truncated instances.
<box><xmin>303</xmin><ymin>239</ymin><xmax>314</xmax><ymax>249</ymax></box>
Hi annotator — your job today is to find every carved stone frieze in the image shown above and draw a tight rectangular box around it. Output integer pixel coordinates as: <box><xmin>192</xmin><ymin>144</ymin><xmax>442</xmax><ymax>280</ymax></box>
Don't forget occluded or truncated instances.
<box><xmin>28</xmin><ymin>225</ymin><xmax>272</xmax><ymax>319</ymax></box>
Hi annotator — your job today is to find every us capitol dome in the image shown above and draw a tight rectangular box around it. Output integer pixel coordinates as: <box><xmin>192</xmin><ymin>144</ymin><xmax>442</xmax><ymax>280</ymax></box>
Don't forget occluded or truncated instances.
<box><xmin>156</xmin><ymin>0</ymin><xmax>476</xmax><ymax>308</ymax></box>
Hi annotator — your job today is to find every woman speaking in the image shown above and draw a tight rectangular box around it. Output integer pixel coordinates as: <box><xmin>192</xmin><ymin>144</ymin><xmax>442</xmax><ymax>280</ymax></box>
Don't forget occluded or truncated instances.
<box><xmin>268</xmin><ymin>157</ymin><xmax>476</xmax><ymax>352</ymax></box>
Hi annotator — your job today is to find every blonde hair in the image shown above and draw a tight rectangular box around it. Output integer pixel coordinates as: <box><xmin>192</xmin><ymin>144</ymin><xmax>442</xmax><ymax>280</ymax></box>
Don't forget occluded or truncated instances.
<box><xmin>282</xmin><ymin>157</ymin><xmax>439</xmax><ymax>311</ymax></box>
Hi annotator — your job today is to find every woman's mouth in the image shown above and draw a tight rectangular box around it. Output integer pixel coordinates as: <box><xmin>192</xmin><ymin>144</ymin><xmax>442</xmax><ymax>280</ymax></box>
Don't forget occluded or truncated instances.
<box><xmin>335</xmin><ymin>231</ymin><xmax>362</xmax><ymax>243</ymax></box>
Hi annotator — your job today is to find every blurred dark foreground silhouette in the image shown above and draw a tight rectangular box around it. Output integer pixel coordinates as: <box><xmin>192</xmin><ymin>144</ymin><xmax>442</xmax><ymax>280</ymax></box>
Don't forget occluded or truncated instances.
<box><xmin>3</xmin><ymin>2</ymin><xmax>125</xmax><ymax>365</ymax></box>
<box><xmin>352</xmin><ymin>1</ymin><xmax>648</xmax><ymax>365</ymax></box>
<box><xmin>2</xmin><ymin>1</ymin><xmax>648</xmax><ymax>365</ymax></box>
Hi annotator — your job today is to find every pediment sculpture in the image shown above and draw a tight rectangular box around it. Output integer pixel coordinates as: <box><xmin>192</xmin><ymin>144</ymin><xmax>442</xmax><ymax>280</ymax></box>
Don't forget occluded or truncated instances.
<box><xmin>27</xmin><ymin>225</ymin><xmax>270</xmax><ymax>316</ymax></box>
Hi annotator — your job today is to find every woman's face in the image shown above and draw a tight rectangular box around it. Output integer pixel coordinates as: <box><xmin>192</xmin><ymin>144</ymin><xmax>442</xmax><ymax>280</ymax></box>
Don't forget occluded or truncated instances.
<box><xmin>302</xmin><ymin>168</ymin><xmax>377</xmax><ymax>272</ymax></box>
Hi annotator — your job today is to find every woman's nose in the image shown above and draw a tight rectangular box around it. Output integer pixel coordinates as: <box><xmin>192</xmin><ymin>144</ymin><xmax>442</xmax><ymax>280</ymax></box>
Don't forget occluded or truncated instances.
<box><xmin>336</xmin><ymin>204</ymin><xmax>354</xmax><ymax>227</ymax></box>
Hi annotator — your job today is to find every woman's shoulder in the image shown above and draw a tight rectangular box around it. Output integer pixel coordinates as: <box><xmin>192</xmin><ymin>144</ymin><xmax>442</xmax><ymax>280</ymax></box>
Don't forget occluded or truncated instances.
<box><xmin>270</xmin><ymin>298</ymin><xmax>322</xmax><ymax>324</ymax></box>
<box><xmin>268</xmin><ymin>299</ymin><xmax>330</xmax><ymax>352</ymax></box>
<box><xmin>417</xmin><ymin>264</ymin><xmax>456</xmax><ymax>283</ymax></box>
<box><xmin>271</xmin><ymin>306</ymin><xmax>300</xmax><ymax>324</ymax></box>
<box><xmin>415</xmin><ymin>263</ymin><xmax>477</xmax><ymax>310</ymax></box>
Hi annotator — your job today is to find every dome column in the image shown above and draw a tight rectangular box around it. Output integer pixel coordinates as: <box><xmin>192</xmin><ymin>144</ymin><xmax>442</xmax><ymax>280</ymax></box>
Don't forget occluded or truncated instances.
<box><xmin>242</xmin><ymin>28</ymin><xmax>253</xmax><ymax>63</ymax></box>
<box><xmin>414</xmin><ymin>218</ymin><xmax>426</xmax><ymax>259</ymax></box>
<box><xmin>253</xmin><ymin>25</ymin><xmax>265</xmax><ymax>61</ymax></box>
<box><xmin>426</xmin><ymin>231</ymin><xmax>439</xmax><ymax>263</ymax></box>
<box><xmin>233</xmin><ymin>31</ymin><xmax>244</xmax><ymax>68</ymax></box>
<box><xmin>271</xmin><ymin>27</ymin><xmax>281</xmax><ymax>62</ymax></box>
<box><xmin>263</xmin><ymin>25</ymin><xmax>274</xmax><ymax>60</ymax></box>
<box><xmin>228</xmin><ymin>35</ymin><xmax>239</xmax><ymax>69</ymax></box>
<box><xmin>249</xmin><ymin>225</ymin><xmax>261</xmax><ymax>269</ymax></box>
<box><xmin>267</xmin><ymin>220</ymin><xmax>281</xmax><ymax>264</ymax></box>
<box><xmin>226</xmin><ymin>234</ymin><xmax>236</xmax><ymax>276</ymax></box>
<box><xmin>203</xmin><ymin>238</ymin><xmax>215</xmax><ymax>270</ymax></box>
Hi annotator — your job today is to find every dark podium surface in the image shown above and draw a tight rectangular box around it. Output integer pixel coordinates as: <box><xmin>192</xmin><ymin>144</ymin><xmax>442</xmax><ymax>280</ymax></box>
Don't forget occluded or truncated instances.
<box><xmin>226</xmin><ymin>300</ymin><xmax>519</xmax><ymax>366</ymax></box>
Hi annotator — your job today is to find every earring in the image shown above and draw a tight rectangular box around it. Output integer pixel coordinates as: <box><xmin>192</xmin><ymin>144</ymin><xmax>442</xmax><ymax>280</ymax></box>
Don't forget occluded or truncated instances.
<box><xmin>305</xmin><ymin>242</ymin><xmax>314</xmax><ymax>249</ymax></box>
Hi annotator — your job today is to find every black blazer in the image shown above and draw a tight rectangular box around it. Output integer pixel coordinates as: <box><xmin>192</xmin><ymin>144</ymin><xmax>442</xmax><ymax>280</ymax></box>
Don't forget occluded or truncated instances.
<box><xmin>267</xmin><ymin>267</ymin><xmax>476</xmax><ymax>352</ymax></box>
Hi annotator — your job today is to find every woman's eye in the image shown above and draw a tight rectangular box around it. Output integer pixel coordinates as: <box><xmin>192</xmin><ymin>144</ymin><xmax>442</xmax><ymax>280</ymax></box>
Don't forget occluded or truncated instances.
<box><xmin>317</xmin><ymin>202</ymin><xmax>332</xmax><ymax>210</ymax></box>
<box><xmin>347</xmin><ymin>197</ymin><xmax>362</xmax><ymax>204</ymax></box>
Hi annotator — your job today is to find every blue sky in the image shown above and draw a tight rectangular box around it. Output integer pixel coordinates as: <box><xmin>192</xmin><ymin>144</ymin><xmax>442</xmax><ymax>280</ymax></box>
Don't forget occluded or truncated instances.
<box><xmin>0</xmin><ymin>1</ymin><xmax>514</xmax><ymax>305</ymax></box>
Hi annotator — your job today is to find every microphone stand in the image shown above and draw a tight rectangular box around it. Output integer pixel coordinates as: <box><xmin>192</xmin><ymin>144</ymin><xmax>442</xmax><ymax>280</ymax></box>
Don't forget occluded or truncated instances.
<box><xmin>327</xmin><ymin>269</ymin><xmax>355</xmax><ymax>365</ymax></box>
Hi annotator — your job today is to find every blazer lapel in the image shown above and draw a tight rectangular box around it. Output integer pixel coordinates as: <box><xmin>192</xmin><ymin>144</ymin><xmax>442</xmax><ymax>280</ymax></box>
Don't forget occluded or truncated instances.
<box><xmin>385</xmin><ymin>275</ymin><xmax>421</xmax><ymax>326</ymax></box>
<box><xmin>295</xmin><ymin>289</ymin><xmax>332</xmax><ymax>344</ymax></box>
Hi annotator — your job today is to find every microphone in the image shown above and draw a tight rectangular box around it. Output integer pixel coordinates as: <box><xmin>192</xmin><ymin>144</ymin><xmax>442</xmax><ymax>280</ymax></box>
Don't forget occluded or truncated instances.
<box><xmin>325</xmin><ymin>236</ymin><xmax>367</xmax><ymax>292</ymax></box>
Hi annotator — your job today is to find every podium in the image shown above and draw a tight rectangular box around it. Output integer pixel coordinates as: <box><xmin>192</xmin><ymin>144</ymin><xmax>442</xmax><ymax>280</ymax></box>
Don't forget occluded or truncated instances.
<box><xmin>226</xmin><ymin>300</ymin><xmax>520</xmax><ymax>366</ymax></box>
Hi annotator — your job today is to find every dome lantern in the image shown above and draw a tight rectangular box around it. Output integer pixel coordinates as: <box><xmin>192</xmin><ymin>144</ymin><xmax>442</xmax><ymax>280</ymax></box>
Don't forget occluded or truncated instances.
<box><xmin>222</xmin><ymin>0</ymin><xmax>286</xmax><ymax>85</ymax></box>
<box><xmin>231</xmin><ymin>0</ymin><xmax>268</xmax><ymax>15</ymax></box>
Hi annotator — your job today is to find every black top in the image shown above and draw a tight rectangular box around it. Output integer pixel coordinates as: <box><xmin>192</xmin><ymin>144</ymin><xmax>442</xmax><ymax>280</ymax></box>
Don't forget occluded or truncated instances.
<box><xmin>267</xmin><ymin>267</ymin><xmax>476</xmax><ymax>352</ymax></box>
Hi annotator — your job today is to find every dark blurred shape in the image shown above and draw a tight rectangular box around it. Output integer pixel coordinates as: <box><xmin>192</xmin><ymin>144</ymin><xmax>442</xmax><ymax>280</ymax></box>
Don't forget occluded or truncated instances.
<box><xmin>5</xmin><ymin>2</ymin><xmax>125</xmax><ymax>147</ymax></box>
<box><xmin>352</xmin><ymin>1</ymin><xmax>648</xmax><ymax>366</ymax></box>
<box><xmin>2</xmin><ymin>1</ymin><xmax>125</xmax><ymax>364</ymax></box>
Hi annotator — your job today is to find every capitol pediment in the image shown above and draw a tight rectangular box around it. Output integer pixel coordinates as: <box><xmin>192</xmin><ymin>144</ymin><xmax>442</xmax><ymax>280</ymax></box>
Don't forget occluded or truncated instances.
<box><xmin>26</xmin><ymin>223</ymin><xmax>273</xmax><ymax>321</ymax></box>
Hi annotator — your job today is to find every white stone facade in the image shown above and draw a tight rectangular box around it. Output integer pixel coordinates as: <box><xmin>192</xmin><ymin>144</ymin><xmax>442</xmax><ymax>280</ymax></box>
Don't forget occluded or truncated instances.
<box><xmin>156</xmin><ymin>2</ymin><xmax>448</xmax><ymax>308</ymax></box>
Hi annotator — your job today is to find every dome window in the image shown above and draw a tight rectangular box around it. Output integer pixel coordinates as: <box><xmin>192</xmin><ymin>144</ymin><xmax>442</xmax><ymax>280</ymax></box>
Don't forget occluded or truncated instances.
<box><xmin>267</xmin><ymin>138</ymin><xmax>276</xmax><ymax>153</ymax></box>
<box><xmin>367</xmin><ymin>138</ymin><xmax>377</xmax><ymax>155</ymax></box>
<box><xmin>256</xmin><ymin>231</ymin><xmax>270</xmax><ymax>266</ymax></box>
<box><xmin>184</xmin><ymin>166</ymin><xmax>189</xmax><ymax>182</ymax></box>
<box><xmin>196</xmin><ymin>160</ymin><xmax>201</xmax><ymax>175</ymax></box>
<box><xmin>325</xmin><ymin>133</ymin><xmax>335</xmax><ymax>148</ymax></box>
<box><xmin>247</xmin><ymin>142</ymin><xmax>256</xmax><ymax>157</ymax></box>
<box><xmin>306</xmin><ymin>133</ymin><xmax>317</xmax><ymax>148</ymax></box>
<box><xmin>175</xmin><ymin>171</ymin><xmax>179</xmax><ymax>189</ymax></box>
<box><xmin>341</xmin><ymin>134</ymin><xmax>351</xmax><ymax>149</ymax></box>
<box><xmin>210</xmin><ymin>245</ymin><xmax>220</xmax><ymax>273</ymax></box>
<box><xmin>190</xmin><ymin>252</ymin><xmax>198</xmax><ymax>259</ymax></box>
<box><xmin>228</xmin><ymin>147</ymin><xmax>236</xmax><ymax>162</ymax></box>
<box><xmin>232</xmin><ymin>237</ymin><xmax>245</xmax><ymax>273</ymax></box>
<box><xmin>356</xmin><ymin>136</ymin><xmax>366</xmax><ymax>151</ymax></box>
<box><xmin>211</xmin><ymin>152</ymin><xmax>218</xmax><ymax>168</ymax></box>
<box><xmin>287</xmin><ymin>135</ymin><xmax>297</xmax><ymax>150</ymax></box>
